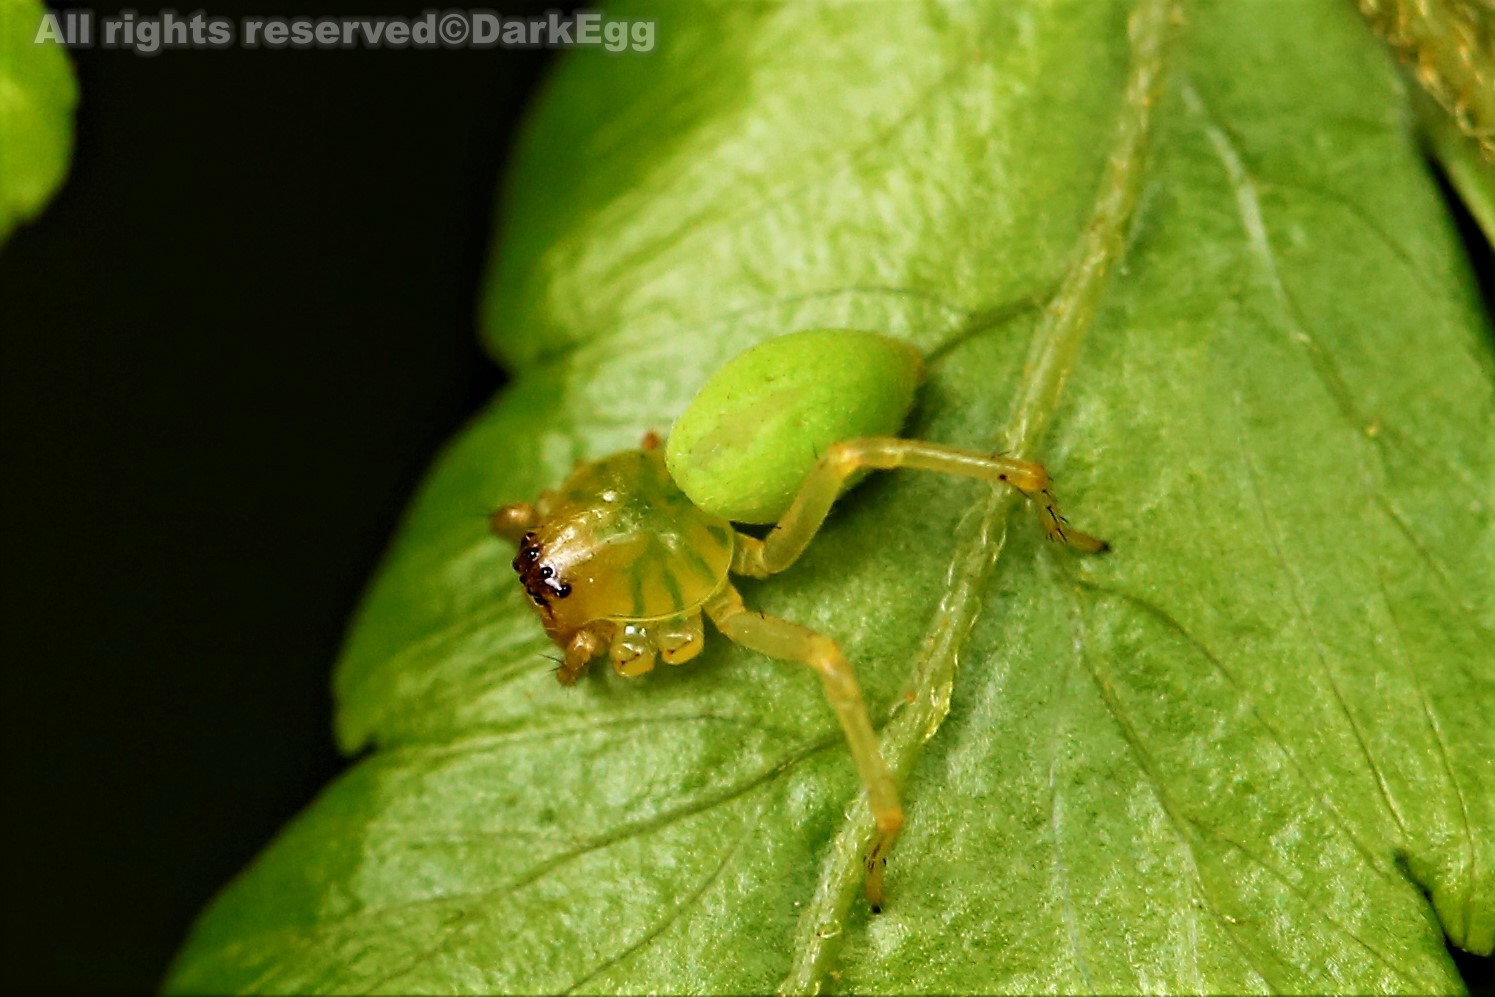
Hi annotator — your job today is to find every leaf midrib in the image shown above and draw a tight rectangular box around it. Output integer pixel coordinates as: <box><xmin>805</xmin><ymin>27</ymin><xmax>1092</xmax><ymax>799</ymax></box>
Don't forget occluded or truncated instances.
<box><xmin>779</xmin><ymin>0</ymin><xmax>1179</xmax><ymax>989</ymax></box>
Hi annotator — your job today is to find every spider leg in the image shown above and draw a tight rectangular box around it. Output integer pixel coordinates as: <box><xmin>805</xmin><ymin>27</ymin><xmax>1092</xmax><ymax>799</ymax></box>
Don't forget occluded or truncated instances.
<box><xmin>733</xmin><ymin>437</ymin><xmax>1107</xmax><ymax>578</ymax></box>
<box><xmin>705</xmin><ymin>585</ymin><xmax>902</xmax><ymax>910</ymax></box>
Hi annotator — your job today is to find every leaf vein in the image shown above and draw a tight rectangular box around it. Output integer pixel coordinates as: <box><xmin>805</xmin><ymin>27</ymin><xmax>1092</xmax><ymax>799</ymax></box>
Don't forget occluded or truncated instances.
<box><xmin>779</xmin><ymin>0</ymin><xmax>1179</xmax><ymax>988</ymax></box>
<box><xmin>1229</xmin><ymin>390</ymin><xmax>1411</xmax><ymax>849</ymax></box>
<box><xmin>1070</xmin><ymin>586</ymin><xmax>1427</xmax><ymax>993</ymax></box>
<box><xmin>562</xmin><ymin>796</ymin><xmax>768</xmax><ymax>993</ymax></box>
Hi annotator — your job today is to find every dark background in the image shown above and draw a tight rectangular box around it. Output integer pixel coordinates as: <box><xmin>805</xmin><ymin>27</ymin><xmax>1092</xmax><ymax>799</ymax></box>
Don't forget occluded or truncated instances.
<box><xmin>1</xmin><ymin>5</ymin><xmax>1491</xmax><ymax>994</ymax></box>
<box><xmin>1</xmin><ymin>2</ymin><xmax>552</xmax><ymax>990</ymax></box>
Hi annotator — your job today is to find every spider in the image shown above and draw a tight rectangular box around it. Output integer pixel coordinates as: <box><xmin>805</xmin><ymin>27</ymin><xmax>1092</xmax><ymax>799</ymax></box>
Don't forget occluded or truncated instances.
<box><xmin>488</xmin><ymin>331</ymin><xmax>1107</xmax><ymax>910</ymax></box>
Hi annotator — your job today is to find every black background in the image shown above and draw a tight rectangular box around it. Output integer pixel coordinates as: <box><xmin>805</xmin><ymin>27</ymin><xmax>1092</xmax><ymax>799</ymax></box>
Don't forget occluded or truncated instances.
<box><xmin>1</xmin><ymin>2</ymin><xmax>550</xmax><ymax>989</ymax></box>
<box><xmin>1</xmin><ymin>4</ymin><xmax>1492</xmax><ymax>993</ymax></box>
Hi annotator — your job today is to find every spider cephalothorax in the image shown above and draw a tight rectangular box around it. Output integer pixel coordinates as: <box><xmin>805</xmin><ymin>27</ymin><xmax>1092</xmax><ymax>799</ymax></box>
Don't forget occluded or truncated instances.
<box><xmin>493</xmin><ymin>447</ymin><xmax>735</xmax><ymax>678</ymax></box>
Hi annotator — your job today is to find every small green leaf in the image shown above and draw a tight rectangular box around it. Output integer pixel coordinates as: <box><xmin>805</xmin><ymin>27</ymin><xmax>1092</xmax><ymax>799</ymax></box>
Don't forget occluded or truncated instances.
<box><xmin>168</xmin><ymin>0</ymin><xmax>1494</xmax><ymax>993</ymax></box>
<box><xmin>0</xmin><ymin>0</ymin><xmax>76</xmax><ymax>242</ymax></box>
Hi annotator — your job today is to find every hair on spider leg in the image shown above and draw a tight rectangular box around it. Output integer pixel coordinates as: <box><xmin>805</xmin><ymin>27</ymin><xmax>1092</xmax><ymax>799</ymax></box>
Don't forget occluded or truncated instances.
<box><xmin>539</xmin><ymin>654</ymin><xmax>569</xmax><ymax>681</ymax></box>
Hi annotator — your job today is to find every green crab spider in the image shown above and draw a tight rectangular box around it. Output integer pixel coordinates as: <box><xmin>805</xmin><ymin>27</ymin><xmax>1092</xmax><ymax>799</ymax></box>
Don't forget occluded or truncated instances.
<box><xmin>489</xmin><ymin>330</ymin><xmax>1107</xmax><ymax>910</ymax></box>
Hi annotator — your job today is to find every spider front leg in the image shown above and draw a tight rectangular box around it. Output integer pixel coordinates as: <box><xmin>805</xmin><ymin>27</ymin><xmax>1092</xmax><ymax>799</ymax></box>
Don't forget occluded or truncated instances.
<box><xmin>733</xmin><ymin>437</ymin><xmax>1108</xmax><ymax>578</ymax></box>
<box><xmin>489</xmin><ymin>502</ymin><xmax>537</xmax><ymax>543</ymax></box>
<box><xmin>558</xmin><ymin>625</ymin><xmax>610</xmax><ymax>686</ymax></box>
<box><xmin>704</xmin><ymin>585</ymin><xmax>903</xmax><ymax>911</ymax></box>
<box><xmin>489</xmin><ymin>489</ymin><xmax>560</xmax><ymax>544</ymax></box>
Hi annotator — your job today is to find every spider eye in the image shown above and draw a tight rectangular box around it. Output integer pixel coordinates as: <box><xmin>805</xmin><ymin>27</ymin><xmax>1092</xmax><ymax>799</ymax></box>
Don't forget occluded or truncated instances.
<box><xmin>556</xmin><ymin>583</ymin><xmax>572</xmax><ymax>598</ymax></box>
<box><xmin>539</xmin><ymin>565</ymin><xmax>553</xmax><ymax>579</ymax></box>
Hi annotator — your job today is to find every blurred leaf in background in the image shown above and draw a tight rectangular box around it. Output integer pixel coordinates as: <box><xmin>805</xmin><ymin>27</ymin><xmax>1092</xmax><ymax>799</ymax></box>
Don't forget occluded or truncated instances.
<box><xmin>167</xmin><ymin>0</ymin><xmax>1494</xmax><ymax>992</ymax></box>
<box><xmin>1356</xmin><ymin>0</ymin><xmax>1495</xmax><ymax>248</ymax></box>
<box><xmin>0</xmin><ymin>0</ymin><xmax>76</xmax><ymax>243</ymax></box>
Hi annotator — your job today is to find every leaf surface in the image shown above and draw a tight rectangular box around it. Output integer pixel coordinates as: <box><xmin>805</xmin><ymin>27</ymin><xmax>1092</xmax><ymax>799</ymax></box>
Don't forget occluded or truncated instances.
<box><xmin>167</xmin><ymin>1</ymin><xmax>1495</xmax><ymax>992</ymax></box>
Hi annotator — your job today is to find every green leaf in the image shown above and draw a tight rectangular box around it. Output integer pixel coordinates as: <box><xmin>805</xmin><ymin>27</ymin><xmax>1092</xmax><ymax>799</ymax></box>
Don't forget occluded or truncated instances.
<box><xmin>0</xmin><ymin>0</ymin><xmax>76</xmax><ymax>243</ymax></box>
<box><xmin>167</xmin><ymin>0</ymin><xmax>1495</xmax><ymax>992</ymax></box>
<box><xmin>1416</xmin><ymin>83</ymin><xmax>1495</xmax><ymax>249</ymax></box>
<box><xmin>1355</xmin><ymin>0</ymin><xmax>1495</xmax><ymax>248</ymax></box>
